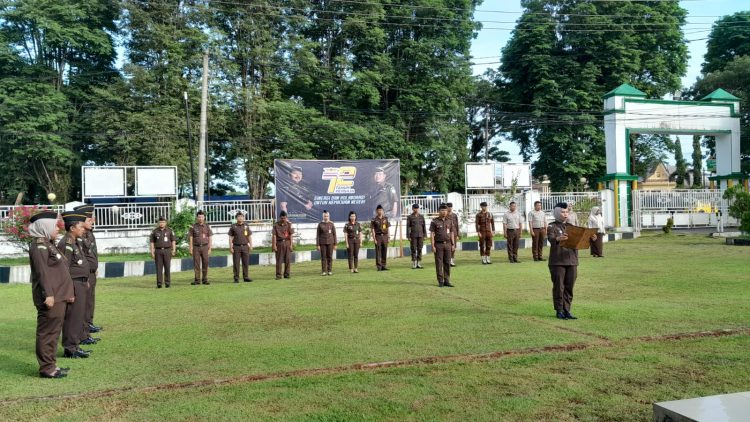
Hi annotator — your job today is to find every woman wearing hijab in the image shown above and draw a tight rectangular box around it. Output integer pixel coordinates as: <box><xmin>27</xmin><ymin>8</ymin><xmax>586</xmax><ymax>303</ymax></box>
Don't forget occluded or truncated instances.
<box><xmin>547</xmin><ymin>202</ymin><xmax>593</xmax><ymax>320</ymax></box>
<box><xmin>28</xmin><ymin>210</ymin><xmax>75</xmax><ymax>378</ymax></box>
<box><xmin>343</xmin><ymin>211</ymin><xmax>362</xmax><ymax>273</ymax></box>
<box><xmin>588</xmin><ymin>207</ymin><xmax>606</xmax><ymax>258</ymax></box>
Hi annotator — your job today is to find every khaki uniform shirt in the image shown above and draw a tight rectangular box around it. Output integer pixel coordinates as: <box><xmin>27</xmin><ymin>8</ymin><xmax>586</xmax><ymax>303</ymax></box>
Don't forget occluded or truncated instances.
<box><xmin>189</xmin><ymin>223</ymin><xmax>213</xmax><ymax>246</ymax></box>
<box><xmin>272</xmin><ymin>221</ymin><xmax>294</xmax><ymax>243</ymax></box>
<box><xmin>228</xmin><ymin>223</ymin><xmax>252</xmax><ymax>245</ymax></box>
<box><xmin>406</xmin><ymin>213</ymin><xmax>426</xmax><ymax>239</ymax></box>
<box><xmin>430</xmin><ymin>217</ymin><xmax>454</xmax><ymax>243</ymax></box>
<box><xmin>29</xmin><ymin>237</ymin><xmax>74</xmax><ymax>309</ymax></box>
<box><xmin>58</xmin><ymin>233</ymin><xmax>91</xmax><ymax>279</ymax></box>
<box><xmin>150</xmin><ymin>227</ymin><xmax>175</xmax><ymax>248</ymax></box>
<box><xmin>316</xmin><ymin>221</ymin><xmax>337</xmax><ymax>245</ymax></box>
<box><xmin>527</xmin><ymin>210</ymin><xmax>547</xmax><ymax>229</ymax></box>
<box><xmin>475</xmin><ymin>211</ymin><xmax>495</xmax><ymax>233</ymax></box>
<box><xmin>371</xmin><ymin>216</ymin><xmax>390</xmax><ymax>239</ymax></box>
<box><xmin>503</xmin><ymin>210</ymin><xmax>522</xmax><ymax>230</ymax></box>
<box><xmin>344</xmin><ymin>222</ymin><xmax>362</xmax><ymax>240</ymax></box>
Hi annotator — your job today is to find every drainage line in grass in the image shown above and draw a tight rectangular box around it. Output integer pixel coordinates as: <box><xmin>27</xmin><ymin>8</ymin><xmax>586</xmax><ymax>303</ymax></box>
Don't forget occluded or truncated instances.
<box><xmin>1</xmin><ymin>327</ymin><xmax>748</xmax><ymax>406</ymax></box>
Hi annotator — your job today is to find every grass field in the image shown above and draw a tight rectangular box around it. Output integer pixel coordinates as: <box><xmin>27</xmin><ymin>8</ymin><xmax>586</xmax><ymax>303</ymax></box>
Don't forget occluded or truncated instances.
<box><xmin>1</xmin><ymin>233</ymin><xmax>749</xmax><ymax>421</ymax></box>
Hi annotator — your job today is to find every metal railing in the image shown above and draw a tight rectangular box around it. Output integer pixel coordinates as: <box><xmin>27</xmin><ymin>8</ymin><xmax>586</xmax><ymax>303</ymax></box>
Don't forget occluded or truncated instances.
<box><xmin>94</xmin><ymin>202</ymin><xmax>172</xmax><ymax>229</ymax></box>
<box><xmin>539</xmin><ymin>192</ymin><xmax>601</xmax><ymax>213</ymax></box>
<box><xmin>197</xmin><ymin>199</ymin><xmax>275</xmax><ymax>224</ymax></box>
<box><xmin>635</xmin><ymin>189</ymin><xmax>723</xmax><ymax>212</ymax></box>
<box><xmin>400</xmin><ymin>195</ymin><xmax>446</xmax><ymax>218</ymax></box>
<box><xmin>632</xmin><ymin>189</ymin><xmax>737</xmax><ymax>229</ymax></box>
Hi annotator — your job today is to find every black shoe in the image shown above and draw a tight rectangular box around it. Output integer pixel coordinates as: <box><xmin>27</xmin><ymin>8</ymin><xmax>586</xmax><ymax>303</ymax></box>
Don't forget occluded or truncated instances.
<box><xmin>381</xmin><ymin>267</ymin><xmax>389</xmax><ymax>271</ymax></box>
<box><xmin>244</xmin><ymin>278</ymin><xmax>252</xmax><ymax>282</ymax></box>
<box><xmin>57</xmin><ymin>367</ymin><xmax>70</xmax><ymax>374</ymax></box>
<box><xmin>40</xmin><ymin>370</ymin><xmax>67</xmax><ymax>379</ymax></box>
<box><xmin>80</xmin><ymin>337</ymin><xmax>99</xmax><ymax>345</ymax></box>
<box><xmin>63</xmin><ymin>349</ymin><xmax>90</xmax><ymax>359</ymax></box>
<box><xmin>88</xmin><ymin>324</ymin><xmax>102</xmax><ymax>333</ymax></box>
<box><xmin>443</xmin><ymin>282</ymin><xmax>455</xmax><ymax>287</ymax></box>
<box><xmin>564</xmin><ymin>311</ymin><xmax>577</xmax><ymax>320</ymax></box>
<box><xmin>165</xmin><ymin>284</ymin><xmax>171</xmax><ymax>288</ymax></box>
<box><xmin>450</xmin><ymin>263</ymin><xmax>456</xmax><ymax>267</ymax></box>
<box><xmin>284</xmin><ymin>275</ymin><xmax>291</xmax><ymax>279</ymax></box>
<box><xmin>556</xmin><ymin>311</ymin><xmax>566</xmax><ymax>319</ymax></box>
<box><xmin>276</xmin><ymin>276</ymin><xmax>282</xmax><ymax>280</ymax></box>
<box><xmin>416</xmin><ymin>264</ymin><xmax>423</xmax><ymax>269</ymax></box>
<box><xmin>191</xmin><ymin>281</ymin><xmax>199</xmax><ymax>285</ymax></box>
<box><xmin>234</xmin><ymin>279</ymin><xmax>239</xmax><ymax>283</ymax></box>
<box><xmin>202</xmin><ymin>280</ymin><xmax>210</xmax><ymax>285</ymax></box>
<box><xmin>157</xmin><ymin>284</ymin><xmax>162</xmax><ymax>288</ymax></box>
<box><xmin>539</xmin><ymin>258</ymin><xmax>546</xmax><ymax>261</ymax></box>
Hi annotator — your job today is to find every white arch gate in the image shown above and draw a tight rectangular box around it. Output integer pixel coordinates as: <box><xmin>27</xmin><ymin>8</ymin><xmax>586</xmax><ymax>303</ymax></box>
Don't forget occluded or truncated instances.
<box><xmin>601</xmin><ymin>84</ymin><xmax>747</xmax><ymax>231</ymax></box>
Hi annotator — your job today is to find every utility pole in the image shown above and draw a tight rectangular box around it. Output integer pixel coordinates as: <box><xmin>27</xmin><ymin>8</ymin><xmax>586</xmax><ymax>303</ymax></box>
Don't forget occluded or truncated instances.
<box><xmin>197</xmin><ymin>50</ymin><xmax>209</xmax><ymax>203</ymax></box>
<box><xmin>183</xmin><ymin>91</ymin><xmax>197</xmax><ymax>200</ymax></box>
<box><xmin>484</xmin><ymin>104</ymin><xmax>490</xmax><ymax>163</ymax></box>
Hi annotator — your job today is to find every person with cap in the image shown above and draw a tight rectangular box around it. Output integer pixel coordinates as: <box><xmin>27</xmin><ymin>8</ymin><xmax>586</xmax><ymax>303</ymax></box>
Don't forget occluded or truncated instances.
<box><xmin>272</xmin><ymin>211</ymin><xmax>294</xmax><ymax>279</ymax></box>
<box><xmin>371</xmin><ymin>166</ymin><xmax>399</xmax><ymax>218</ymax></box>
<box><xmin>28</xmin><ymin>210</ymin><xmax>75</xmax><ymax>377</ymax></box>
<box><xmin>228</xmin><ymin>211</ymin><xmax>253</xmax><ymax>283</ymax></box>
<box><xmin>527</xmin><ymin>201</ymin><xmax>547</xmax><ymax>261</ymax></box>
<box><xmin>280</xmin><ymin>165</ymin><xmax>314</xmax><ymax>219</ymax></box>
<box><xmin>430</xmin><ymin>204</ymin><xmax>455</xmax><ymax>287</ymax></box>
<box><xmin>73</xmin><ymin>203</ymin><xmax>102</xmax><ymax>342</ymax></box>
<box><xmin>503</xmin><ymin>201</ymin><xmax>522</xmax><ymax>263</ymax></box>
<box><xmin>446</xmin><ymin>203</ymin><xmax>459</xmax><ymax>266</ymax></box>
<box><xmin>587</xmin><ymin>206</ymin><xmax>606</xmax><ymax>258</ymax></box>
<box><xmin>343</xmin><ymin>211</ymin><xmax>362</xmax><ymax>273</ymax></box>
<box><xmin>371</xmin><ymin>205</ymin><xmax>391</xmax><ymax>271</ymax></box>
<box><xmin>149</xmin><ymin>216</ymin><xmax>176</xmax><ymax>288</ymax></box>
<box><xmin>475</xmin><ymin>201</ymin><xmax>495</xmax><ymax>264</ymax></box>
<box><xmin>547</xmin><ymin>202</ymin><xmax>596</xmax><ymax>320</ymax></box>
<box><xmin>406</xmin><ymin>203</ymin><xmax>426</xmax><ymax>269</ymax></box>
<box><xmin>316</xmin><ymin>210</ymin><xmax>337</xmax><ymax>276</ymax></box>
<box><xmin>59</xmin><ymin>211</ymin><xmax>92</xmax><ymax>359</ymax></box>
<box><xmin>188</xmin><ymin>210</ymin><xmax>213</xmax><ymax>285</ymax></box>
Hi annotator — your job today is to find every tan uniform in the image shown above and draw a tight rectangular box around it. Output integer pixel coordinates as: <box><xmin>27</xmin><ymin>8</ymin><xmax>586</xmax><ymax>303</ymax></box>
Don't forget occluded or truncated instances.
<box><xmin>503</xmin><ymin>210</ymin><xmax>522</xmax><ymax>262</ymax></box>
<box><xmin>528</xmin><ymin>210</ymin><xmax>547</xmax><ymax>260</ymax></box>
<box><xmin>430</xmin><ymin>216</ymin><xmax>454</xmax><ymax>286</ymax></box>
<box><xmin>80</xmin><ymin>230</ymin><xmax>98</xmax><ymax>338</ymax></box>
<box><xmin>475</xmin><ymin>211</ymin><xmax>495</xmax><ymax>257</ymax></box>
<box><xmin>406</xmin><ymin>213</ymin><xmax>426</xmax><ymax>262</ymax></box>
<box><xmin>228</xmin><ymin>223</ymin><xmax>252</xmax><ymax>281</ymax></box>
<box><xmin>189</xmin><ymin>223</ymin><xmax>213</xmax><ymax>283</ymax></box>
<box><xmin>344</xmin><ymin>222</ymin><xmax>362</xmax><ymax>270</ymax></box>
<box><xmin>272</xmin><ymin>221</ymin><xmax>294</xmax><ymax>278</ymax></box>
<box><xmin>371</xmin><ymin>215</ymin><xmax>390</xmax><ymax>270</ymax></box>
<box><xmin>316</xmin><ymin>221</ymin><xmax>337</xmax><ymax>273</ymax></box>
<box><xmin>29</xmin><ymin>237</ymin><xmax>74</xmax><ymax>376</ymax></box>
<box><xmin>547</xmin><ymin>221</ymin><xmax>578</xmax><ymax>313</ymax></box>
<box><xmin>150</xmin><ymin>227</ymin><xmax>175</xmax><ymax>287</ymax></box>
<box><xmin>58</xmin><ymin>234</ymin><xmax>90</xmax><ymax>354</ymax></box>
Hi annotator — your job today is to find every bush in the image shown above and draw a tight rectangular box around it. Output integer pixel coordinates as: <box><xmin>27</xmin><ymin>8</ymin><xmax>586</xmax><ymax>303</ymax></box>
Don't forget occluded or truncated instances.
<box><xmin>169</xmin><ymin>204</ymin><xmax>197</xmax><ymax>257</ymax></box>
<box><xmin>723</xmin><ymin>185</ymin><xmax>750</xmax><ymax>234</ymax></box>
<box><xmin>663</xmin><ymin>217</ymin><xmax>674</xmax><ymax>234</ymax></box>
<box><xmin>2</xmin><ymin>206</ymin><xmax>59</xmax><ymax>252</ymax></box>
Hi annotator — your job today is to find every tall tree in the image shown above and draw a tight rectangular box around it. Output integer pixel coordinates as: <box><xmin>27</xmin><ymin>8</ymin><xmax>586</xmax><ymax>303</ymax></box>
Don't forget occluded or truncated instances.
<box><xmin>692</xmin><ymin>136</ymin><xmax>703</xmax><ymax>188</ymax></box>
<box><xmin>702</xmin><ymin>12</ymin><xmax>750</xmax><ymax>74</ymax></box>
<box><xmin>672</xmin><ymin>140</ymin><xmax>688</xmax><ymax>188</ymax></box>
<box><xmin>499</xmin><ymin>0</ymin><xmax>688</xmax><ymax>190</ymax></box>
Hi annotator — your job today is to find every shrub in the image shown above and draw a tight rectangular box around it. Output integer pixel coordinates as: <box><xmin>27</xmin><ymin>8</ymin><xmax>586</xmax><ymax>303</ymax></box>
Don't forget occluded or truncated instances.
<box><xmin>169</xmin><ymin>204</ymin><xmax>197</xmax><ymax>257</ymax></box>
<box><xmin>663</xmin><ymin>217</ymin><xmax>674</xmax><ymax>234</ymax></box>
<box><xmin>2</xmin><ymin>206</ymin><xmax>58</xmax><ymax>252</ymax></box>
<box><xmin>723</xmin><ymin>185</ymin><xmax>750</xmax><ymax>235</ymax></box>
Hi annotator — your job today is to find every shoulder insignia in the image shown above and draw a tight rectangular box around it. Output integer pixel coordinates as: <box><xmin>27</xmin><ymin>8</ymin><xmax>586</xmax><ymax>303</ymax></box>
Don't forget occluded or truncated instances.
<box><xmin>66</xmin><ymin>245</ymin><xmax>73</xmax><ymax>252</ymax></box>
<box><xmin>37</xmin><ymin>245</ymin><xmax>48</xmax><ymax>250</ymax></box>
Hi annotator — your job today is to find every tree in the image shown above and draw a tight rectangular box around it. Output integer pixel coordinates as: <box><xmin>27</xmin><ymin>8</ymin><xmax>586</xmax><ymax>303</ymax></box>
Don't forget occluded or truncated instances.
<box><xmin>702</xmin><ymin>12</ymin><xmax>750</xmax><ymax>74</ymax></box>
<box><xmin>672</xmin><ymin>140</ymin><xmax>689</xmax><ymax>188</ymax></box>
<box><xmin>466</xmin><ymin>72</ymin><xmax>511</xmax><ymax>163</ymax></box>
<box><xmin>498</xmin><ymin>0</ymin><xmax>688</xmax><ymax>190</ymax></box>
<box><xmin>692</xmin><ymin>135</ymin><xmax>703</xmax><ymax>188</ymax></box>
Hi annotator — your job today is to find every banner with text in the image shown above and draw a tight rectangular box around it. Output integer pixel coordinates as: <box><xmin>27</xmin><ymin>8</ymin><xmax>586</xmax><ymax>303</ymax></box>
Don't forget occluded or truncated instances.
<box><xmin>274</xmin><ymin>159</ymin><xmax>401</xmax><ymax>223</ymax></box>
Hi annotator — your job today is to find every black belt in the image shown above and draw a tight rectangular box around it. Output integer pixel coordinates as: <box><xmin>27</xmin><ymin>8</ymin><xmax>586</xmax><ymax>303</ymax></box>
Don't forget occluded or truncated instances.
<box><xmin>507</xmin><ymin>228</ymin><xmax>517</xmax><ymax>231</ymax></box>
<box><xmin>74</xmin><ymin>277</ymin><xmax>88</xmax><ymax>282</ymax></box>
<box><xmin>155</xmin><ymin>247</ymin><xmax>170</xmax><ymax>250</ymax></box>
<box><xmin>435</xmin><ymin>240</ymin><xmax>450</xmax><ymax>244</ymax></box>
<box><xmin>276</xmin><ymin>239</ymin><xmax>289</xmax><ymax>242</ymax></box>
<box><xmin>233</xmin><ymin>244</ymin><xmax>248</xmax><ymax>247</ymax></box>
<box><xmin>193</xmin><ymin>244</ymin><xmax>208</xmax><ymax>247</ymax></box>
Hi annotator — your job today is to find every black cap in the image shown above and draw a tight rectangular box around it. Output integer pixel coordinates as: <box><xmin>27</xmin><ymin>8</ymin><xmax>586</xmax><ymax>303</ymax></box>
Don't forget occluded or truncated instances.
<box><xmin>158</xmin><ymin>215</ymin><xmax>166</xmax><ymax>221</ymax></box>
<box><xmin>376</xmin><ymin>204</ymin><xmax>383</xmax><ymax>210</ymax></box>
<box><xmin>279</xmin><ymin>211</ymin><xmax>288</xmax><ymax>217</ymax></box>
<box><xmin>439</xmin><ymin>204</ymin><xmax>448</xmax><ymax>210</ymax></box>
<box><xmin>74</xmin><ymin>203</ymin><xmax>95</xmax><ymax>217</ymax></box>
<box><xmin>30</xmin><ymin>210</ymin><xmax>58</xmax><ymax>223</ymax></box>
<box><xmin>555</xmin><ymin>202</ymin><xmax>568</xmax><ymax>209</ymax></box>
<box><xmin>235</xmin><ymin>211</ymin><xmax>244</xmax><ymax>217</ymax></box>
<box><xmin>412</xmin><ymin>203</ymin><xmax>420</xmax><ymax>209</ymax></box>
<box><xmin>196</xmin><ymin>210</ymin><xmax>205</xmax><ymax>216</ymax></box>
<box><xmin>349</xmin><ymin>210</ymin><xmax>356</xmax><ymax>216</ymax></box>
<box><xmin>61</xmin><ymin>211</ymin><xmax>86</xmax><ymax>224</ymax></box>
<box><xmin>322</xmin><ymin>209</ymin><xmax>329</xmax><ymax>214</ymax></box>
<box><xmin>375</xmin><ymin>166</ymin><xmax>385</xmax><ymax>173</ymax></box>
<box><xmin>479</xmin><ymin>201</ymin><xmax>488</xmax><ymax>207</ymax></box>
<box><xmin>291</xmin><ymin>165</ymin><xmax>303</xmax><ymax>172</ymax></box>
<box><xmin>446</xmin><ymin>202</ymin><xmax>453</xmax><ymax>207</ymax></box>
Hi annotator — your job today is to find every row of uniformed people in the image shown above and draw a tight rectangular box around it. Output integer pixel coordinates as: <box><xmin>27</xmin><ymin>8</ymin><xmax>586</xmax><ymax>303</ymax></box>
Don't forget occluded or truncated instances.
<box><xmin>29</xmin><ymin>205</ymin><xmax>103</xmax><ymax>379</ymax></box>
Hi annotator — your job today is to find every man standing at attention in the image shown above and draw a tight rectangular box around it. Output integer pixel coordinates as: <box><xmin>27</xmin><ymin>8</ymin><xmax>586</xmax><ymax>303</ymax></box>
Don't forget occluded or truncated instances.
<box><xmin>188</xmin><ymin>210</ymin><xmax>213</xmax><ymax>285</ymax></box>
<box><xmin>475</xmin><ymin>201</ymin><xmax>495</xmax><ymax>264</ymax></box>
<box><xmin>527</xmin><ymin>201</ymin><xmax>547</xmax><ymax>261</ymax></box>
<box><xmin>430</xmin><ymin>204</ymin><xmax>455</xmax><ymax>287</ymax></box>
<box><xmin>150</xmin><ymin>216</ymin><xmax>176</xmax><ymax>288</ymax></box>
<box><xmin>316</xmin><ymin>210</ymin><xmax>336</xmax><ymax>276</ymax></box>
<box><xmin>446</xmin><ymin>202</ymin><xmax>459</xmax><ymax>266</ymax></box>
<box><xmin>503</xmin><ymin>201</ymin><xmax>522</xmax><ymax>263</ymax></box>
<box><xmin>272</xmin><ymin>211</ymin><xmax>294</xmax><ymax>280</ymax></box>
<box><xmin>406</xmin><ymin>203</ymin><xmax>426</xmax><ymax>269</ymax></box>
<box><xmin>228</xmin><ymin>211</ymin><xmax>253</xmax><ymax>283</ymax></box>
<box><xmin>371</xmin><ymin>205</ymin><xmax>390</xmax><ymax>271</ymax></box>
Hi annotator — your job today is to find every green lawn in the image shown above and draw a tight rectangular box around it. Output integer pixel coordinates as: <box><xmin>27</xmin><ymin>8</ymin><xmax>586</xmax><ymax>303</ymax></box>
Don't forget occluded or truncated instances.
<box><xmin>0</xmin><ymin>233</ymin><xmax>748</xmax><ymax>421</ymax></box>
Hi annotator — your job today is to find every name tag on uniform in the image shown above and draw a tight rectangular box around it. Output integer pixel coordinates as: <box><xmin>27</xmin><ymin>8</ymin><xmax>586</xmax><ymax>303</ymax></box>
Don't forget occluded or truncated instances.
<box><xmin>447</xmin><ymin>229</ymin><xmax>450</xmax><ymax>234</ymax></box>
<box><xmin>164</xmin><ymin>236</ymin><xmax>168</xmax><ymax>242</ymax></box>
<box><xmin>244</xmin><ymin>230</ymin><xmax>248</xmax><ymax>237</ymax></box>
<box><xmin>328</xmin><ymin>229</ymin><xmax>331</xmax><ymax>234</ymax></box>
<box><xmin>77</xmin><ymin>259</ymin><xmax>83</xmax><ymax>265</ymax></box>
<box><xmin>202</xmin><ymin>233</ymin><xmax>206</xmax><ymax>239</ymax></box>
<box><xmin>382</xmin><ymin>224</ymin><xmax>386</xmax><ymax>229</ymax></box>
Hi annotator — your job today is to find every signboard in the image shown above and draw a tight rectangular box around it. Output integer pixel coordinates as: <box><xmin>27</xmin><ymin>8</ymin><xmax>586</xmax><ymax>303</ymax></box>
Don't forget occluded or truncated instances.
<box><xmin>465</xmin><ymin>163</ymin><xmax>496</xmax><ymax>189</ymax></box>
<box><xmin>274</xmin><ymin>159</ymin><xmax>401</xmax><ymax>222</ymax></box>
<box><xmin>707</xmin><ymin>158</ymin><xmax>716</xmax><ymax>172</ymax></box>
<box><xmin>501</xmin><ymin>163</ymin><xmax>532</xmax><ymax>188</ymax></box>
<box><xmin>135</xmin><ymin>167</ymin><xmax>178</xmax><ymax>197</ymax></box>
<box><xmin>82</xmin><ymin>167</ymin><xmax>126</xmax><ymax>197</ymax></box>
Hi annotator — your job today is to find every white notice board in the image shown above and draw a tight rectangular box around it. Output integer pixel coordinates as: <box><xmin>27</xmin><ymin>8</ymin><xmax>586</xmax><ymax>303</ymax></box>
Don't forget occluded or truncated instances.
<box><xmin>83</xmin><ymin>167</ymin><xmax>126</xmax><ymax>197</ymax></box>
<box><xmin>135</xmin><ymin>167</ymin><xmax>178</xmax><ymax>197</ymax></box>
<box><xmin>465</xmin><ymin>163</ymin><xmax>496</xmax><ymax>189</ymax></box>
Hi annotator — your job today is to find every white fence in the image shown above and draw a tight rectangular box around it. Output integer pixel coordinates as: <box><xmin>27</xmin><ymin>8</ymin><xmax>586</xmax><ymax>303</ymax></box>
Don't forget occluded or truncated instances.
<box><xmin>198</xmin><ymin>200</ymin><xmax>275</xmax><ymax>224</ymax></box>
<box><xmin>94</xmin><ymin>202</ymin><xmax>173</xmax><ymax>229</ymax></box>
<box><xmin>632</xmin><ymin>189</ymin><xmax>737</xmax><ymax>230</ymax></box>
<box><xmin>401</xmin><ymin>195</ymin><xmax>446</xmax><ymax>218</ymax></box>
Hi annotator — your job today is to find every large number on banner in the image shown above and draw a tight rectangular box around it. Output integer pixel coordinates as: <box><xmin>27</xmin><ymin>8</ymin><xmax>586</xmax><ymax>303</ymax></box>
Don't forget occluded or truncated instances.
<box><xmin>322</xmin><ymin>166</ymin><xmax>357</xmax><ymax>194</ymax></box>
